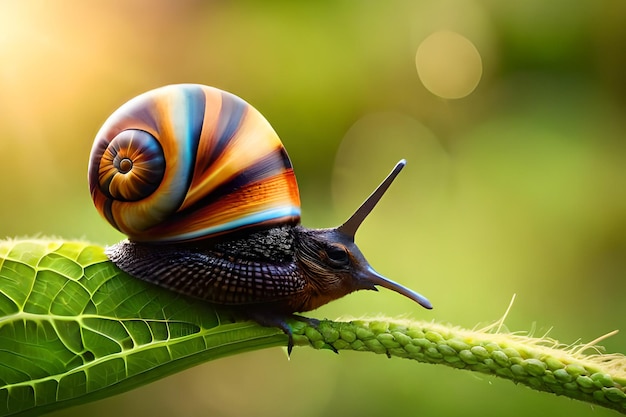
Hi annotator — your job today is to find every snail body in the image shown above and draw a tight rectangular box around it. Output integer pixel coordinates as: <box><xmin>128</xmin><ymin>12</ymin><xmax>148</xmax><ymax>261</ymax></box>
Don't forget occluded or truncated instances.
<box><xmin>89</xmin><ymin>84</ymin><xmax>432</xmax><ymax>349</ymax></box>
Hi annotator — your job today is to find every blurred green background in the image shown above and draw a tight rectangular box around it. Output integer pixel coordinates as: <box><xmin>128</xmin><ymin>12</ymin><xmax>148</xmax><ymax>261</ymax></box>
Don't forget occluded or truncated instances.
<box><xmin>1</xmin><ymin>1</ymin><xmax>625</xmax><ymax>416</ymax></box>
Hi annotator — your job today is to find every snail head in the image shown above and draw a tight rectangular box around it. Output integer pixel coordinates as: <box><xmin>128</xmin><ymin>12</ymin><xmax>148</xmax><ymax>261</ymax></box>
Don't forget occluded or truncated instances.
<box><xmin>295</xmin><ymin>160</ymin><xmax>433</xmax><ymax>312</ymax></box>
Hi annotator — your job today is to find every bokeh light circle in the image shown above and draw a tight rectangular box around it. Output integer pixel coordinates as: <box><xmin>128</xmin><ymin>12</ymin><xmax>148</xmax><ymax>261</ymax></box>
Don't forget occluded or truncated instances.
<box><xmin>415</xmin><ymin>31</ymin><xmax>483</xmax><ymax>99</ymax></box>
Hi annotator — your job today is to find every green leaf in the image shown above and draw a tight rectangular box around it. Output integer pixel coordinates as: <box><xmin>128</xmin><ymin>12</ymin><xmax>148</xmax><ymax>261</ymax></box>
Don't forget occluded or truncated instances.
<box><xmin>0</xmin><ymin>240</ymin><xmax>289</xmax><ymax>416</ymax></box>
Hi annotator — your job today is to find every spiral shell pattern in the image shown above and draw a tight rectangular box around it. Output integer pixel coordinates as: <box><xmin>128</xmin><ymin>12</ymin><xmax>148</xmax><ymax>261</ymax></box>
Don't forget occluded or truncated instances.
<box><xmin>88</xmin><ymin>84</ymin><xmax>301</xmax><ymax>243</ymax></box>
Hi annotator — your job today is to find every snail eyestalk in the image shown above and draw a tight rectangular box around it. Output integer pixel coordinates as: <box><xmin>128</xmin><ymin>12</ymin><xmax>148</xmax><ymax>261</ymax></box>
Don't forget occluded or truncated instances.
<box><xmin>332</xmin><ymin>159</ymin><xmax>432</xmax><ymax>310</ymax></box>
<box><xmin>361</xmin><ymin>267</ymin><xmax>433</xmax><ymax>309</ymax></box>
<box><xmin>337</xmin><ymin>160</ymin><xmax>406</xmax><ymax>239</ymax></box>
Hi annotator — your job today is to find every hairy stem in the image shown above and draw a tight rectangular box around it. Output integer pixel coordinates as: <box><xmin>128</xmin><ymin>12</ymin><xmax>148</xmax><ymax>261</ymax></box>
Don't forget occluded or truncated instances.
<box><xmin>289</xmin><ymin>318</ymin><xmax>626</xmax><ymax>413</ymax></box>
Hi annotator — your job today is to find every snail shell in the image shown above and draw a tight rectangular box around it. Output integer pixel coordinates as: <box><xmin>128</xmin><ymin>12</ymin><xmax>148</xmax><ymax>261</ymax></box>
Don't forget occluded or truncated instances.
<box><xmin>88</xmin><ymin>84</ymin><xmax>301</xmax><ymax>243</ymax></box>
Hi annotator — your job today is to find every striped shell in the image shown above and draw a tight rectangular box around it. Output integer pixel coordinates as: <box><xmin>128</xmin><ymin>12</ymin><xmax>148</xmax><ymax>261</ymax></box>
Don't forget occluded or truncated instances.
<box><xmin>88</xmin><ymin>84</ymin><xmax>301</xmax><ymax>243</ymax></box>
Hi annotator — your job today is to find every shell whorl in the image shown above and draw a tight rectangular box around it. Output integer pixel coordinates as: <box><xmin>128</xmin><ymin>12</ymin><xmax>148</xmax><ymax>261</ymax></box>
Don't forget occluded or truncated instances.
<box><xmin>89</xmin><ymin>84</ymin><xmax>301</xmax><ymax>243</ymax></box>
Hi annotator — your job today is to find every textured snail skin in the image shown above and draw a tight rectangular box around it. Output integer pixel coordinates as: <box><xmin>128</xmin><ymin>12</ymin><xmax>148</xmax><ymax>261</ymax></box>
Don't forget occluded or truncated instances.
<box><xmin>107</xmin><ymin>227</ymin><xmax>304</xmax><ymax>308</ymax></box>
<box><xmin>107</xmin><ymin>225</ymin><xmax>376</xmax><ymax>313</ymax></box>
<box><xmin>90</xmin><ymin>84</ymin><xmax>432</xmax><ymax>350</ymax></box>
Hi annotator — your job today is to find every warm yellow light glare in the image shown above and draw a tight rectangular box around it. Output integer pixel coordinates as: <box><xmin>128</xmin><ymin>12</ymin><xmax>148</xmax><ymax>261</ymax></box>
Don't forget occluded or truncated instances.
<box><xmin>0</xmin><ymin>2</ymin><xmax>119</xmax><ymax>145</ymax></box>
<box><xmin>415</xmin><ymin>31</ymin><xmax>483</xmax><ymax>99</ymax></box>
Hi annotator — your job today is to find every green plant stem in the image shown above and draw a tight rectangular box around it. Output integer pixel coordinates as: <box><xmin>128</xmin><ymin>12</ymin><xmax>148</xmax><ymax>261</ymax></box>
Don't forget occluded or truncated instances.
<box><xmin>290</xmin><ymin>318</ymin><xmax>626</xmax><ymax>413</ymax></box>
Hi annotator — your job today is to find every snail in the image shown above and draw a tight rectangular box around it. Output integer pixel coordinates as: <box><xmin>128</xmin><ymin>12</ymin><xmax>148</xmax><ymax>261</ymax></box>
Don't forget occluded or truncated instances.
<box><xmin>88</xmin><ymin>84</ymin><xmax>432</xmax><ymax>351</ymax></box>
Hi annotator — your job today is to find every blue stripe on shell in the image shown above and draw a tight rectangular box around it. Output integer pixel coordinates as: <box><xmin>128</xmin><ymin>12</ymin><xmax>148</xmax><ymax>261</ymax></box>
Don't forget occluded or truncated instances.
<box><xmin>164</xmin><ymin>206</ymin><xmax>302</xmax><ymax>242</ymax></box>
